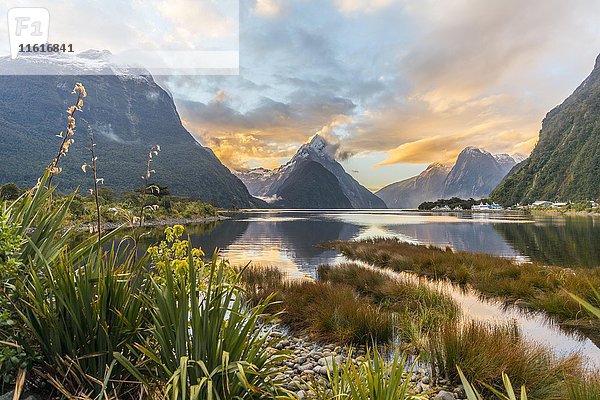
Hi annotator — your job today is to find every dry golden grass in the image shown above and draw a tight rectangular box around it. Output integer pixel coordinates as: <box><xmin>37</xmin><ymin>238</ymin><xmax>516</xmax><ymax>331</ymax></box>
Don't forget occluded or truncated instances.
<box><xmin>327</xmin><ymin>238</ymin><xmax>600</xmax><ymax>335</ymax></box>
<box><xmin>430</xmin><ymin>321</ymin><xmax>583</xmax><ymax>400</ymax></box>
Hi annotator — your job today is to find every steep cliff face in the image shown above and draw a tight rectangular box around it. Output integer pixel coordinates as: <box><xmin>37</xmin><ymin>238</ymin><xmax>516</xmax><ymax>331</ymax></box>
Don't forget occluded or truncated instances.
<box><xmin>376</xmin><ymin>163</ymin><xmax>451</xmax><ymax>208</ymax></box>
<box><xmin>0</xmin><ymin>52</ymin><xmax>261</xmax><ymax>208</ymax></box>
<box><xmin>236</xmin><ymin>135</ymin><xmax>386</xmax><ymax>209</ymax></box>
<box><xmin>443</xmin><ymin>147</ymin><xmax>516</xmax><ymax>199</ymax></box>
<box><xmin>492</xmin><ymin>54</ymin><xmax>600</xmax><ymax>205</ymax></box>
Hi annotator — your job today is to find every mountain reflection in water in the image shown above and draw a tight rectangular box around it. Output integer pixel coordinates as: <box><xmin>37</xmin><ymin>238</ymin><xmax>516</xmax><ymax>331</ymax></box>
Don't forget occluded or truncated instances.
<box><xmin>135</xmin><ymin>210</ymin><xmax>600</xmax><ymax>273</ymax></box>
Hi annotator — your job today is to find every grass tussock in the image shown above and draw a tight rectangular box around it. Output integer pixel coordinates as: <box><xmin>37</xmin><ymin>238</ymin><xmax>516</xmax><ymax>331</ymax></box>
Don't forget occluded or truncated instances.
<box><xmin>328</xmin><ymin>238</ymin><xmax>600</xmax><ymax>333</ymax></box>
<box><xmin>566</xmin><ymin>375</ymin><xmax>600</xmax><ymax>400</ymax></box>
<box><xmin>238</xmin><ymin>263</ymin><xmax>459</xmax><ymax>347</ymax></box>
<box><xmin>431</xmin><ymin>321</ymin><xmax>583</xmax><ymax>400</ymax></box>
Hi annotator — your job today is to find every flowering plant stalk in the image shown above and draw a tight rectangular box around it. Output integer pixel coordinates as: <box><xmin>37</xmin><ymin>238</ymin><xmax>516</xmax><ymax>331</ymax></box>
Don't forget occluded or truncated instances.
<box><xmin>81</xmin><ymin>119</ymin><xmax>103</xmax><ymax>252</ymax></box>
<box><xmin>138</xmin><ymin>144</ymin><xmax>160</xmax><ymax>227</ymax></box>
<box><xmin>47</xmin><ymin>83</ymin><xmax>87</xmax><ymax>186</ymax></box>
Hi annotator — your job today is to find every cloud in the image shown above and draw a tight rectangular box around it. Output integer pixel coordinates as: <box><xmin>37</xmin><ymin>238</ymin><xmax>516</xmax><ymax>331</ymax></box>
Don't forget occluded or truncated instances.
<box><xmin>176</xmin><ymin>90</ymin><xmax>356</xmax><ymax>168</ymax></box>
<box><xmin>254</xmin><ymin>0</ymin><xmax>281</xmax><ymax>17</ymax></box>
<box><xmin>95</xmin><ymin>123</ymin><xmax>125</xmax><ymax>144</ymax></box>
<box><xmin>157</xmin><ymin>0</ymin><xmax>600</xmax><ymax>185</ymax></box>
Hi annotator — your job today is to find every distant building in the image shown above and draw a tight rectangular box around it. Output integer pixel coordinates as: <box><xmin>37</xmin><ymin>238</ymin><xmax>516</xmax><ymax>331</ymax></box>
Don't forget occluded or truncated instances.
<box><xmin>531</xmin><ymin>201</ymin><xmax>553</xmax><ymax>207</ymax></box>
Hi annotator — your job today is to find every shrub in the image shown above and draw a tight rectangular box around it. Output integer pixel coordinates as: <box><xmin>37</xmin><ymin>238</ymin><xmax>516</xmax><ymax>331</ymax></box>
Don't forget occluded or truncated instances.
<box><xmin>115</xmin><ymin>243</ymin><xmax>291</xmax><ymax>399</ymax></box>
<box><xmin>0</xmin><ymin>183</ymin><xmax>22</xmax><ymax>201</ymax></box>
<box><xmin>16</xmin><ymin>248</ymin><xmax>150</xmax><ymax>397</ymax></box>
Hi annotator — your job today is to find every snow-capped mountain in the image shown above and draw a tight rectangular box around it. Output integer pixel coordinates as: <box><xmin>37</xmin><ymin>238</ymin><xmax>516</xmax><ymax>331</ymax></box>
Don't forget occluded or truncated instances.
<box><xmin>0</xmin><ymin>51</ymin><xmax>262</xmax><ymax>208</ymax></box>
<box><xmin>376</xmin><ymin>147</ymin><xmax>522</xmax><ymax>208</ymax></box>
<box><xmin>236</xmin><ymin>135</ymin><xmax>386</xmax><ymax>209</ymax></box>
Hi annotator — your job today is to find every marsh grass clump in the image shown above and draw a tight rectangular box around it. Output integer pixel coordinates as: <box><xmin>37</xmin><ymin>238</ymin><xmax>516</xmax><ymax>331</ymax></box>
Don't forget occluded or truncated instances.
<box><xmin>318</xmin><ymin>263</ymin><xmax>459</xmax><ymax>348</ymax></box>
<box><xmin>566</xmin><ymin>375</ymin><xmax>600</xmax><ymax>400</ymax></box>
<box><xmin>237</xmin><ymin>265</ymin><xmax>394</xmax><ymax>343</ymax></box>
<box><xmin>236</xmin><ymin>265</ymin><xmax>286</xmax><ymax>306</ymax></box>
<box><xmin>237</xmin><ymin>263</ymin><xmax>459</xmax><ymax>347</ymax></box>
<box><xmin>430</xmin><ymin>321</ymin><xmax>582</xmax><ymax>400</ymax></box>
<box><xmin>328</xmin><ymin>238</ymin><xmax>600</xmax><ymax>334</ymax></box>
<box><xmin>280</xmin><ymin>280</ymin><xmax>394</xmax><ymax>344</ymax></box>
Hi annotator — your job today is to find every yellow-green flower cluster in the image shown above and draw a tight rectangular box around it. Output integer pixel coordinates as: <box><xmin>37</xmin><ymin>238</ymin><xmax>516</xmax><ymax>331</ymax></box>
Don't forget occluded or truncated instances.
<box><xmin>148</xmin><ymin>225</ymin><xmax>205</xmax><ymax>280</ymax></box>
<box><xmin>148</xmin><ymin>225</ymin><xmax>236</xmax><ymax>287</ymax></box>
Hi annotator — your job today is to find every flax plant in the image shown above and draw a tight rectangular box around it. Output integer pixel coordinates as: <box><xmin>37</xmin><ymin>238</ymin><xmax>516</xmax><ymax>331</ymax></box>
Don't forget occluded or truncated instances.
<box><xmin>458</xmin><ymin>367</ymin><xmax>528</xmax><ymax>400</ymax></box>
<box><xmin>47</xmin><ymin>83</ymin><xmax>87</xmax><ymax>186</ymax></box>
<box><xmin>309</xmin><ymin>347</ymin><xmax>422</xmax><ymax>400</ymax></box>
<box><xmin>115</xmin><ymin>244</ymin><xmax>291</xmax><ymax>399</ymax></box>
<box><xmin>16</xmin><ymin>246</ymin><xmax>150</xmax><ymax>398</ymax></box>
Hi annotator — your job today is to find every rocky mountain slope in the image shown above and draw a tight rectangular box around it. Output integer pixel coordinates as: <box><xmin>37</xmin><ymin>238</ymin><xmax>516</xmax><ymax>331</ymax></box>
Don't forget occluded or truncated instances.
<box><xmin>491</xmin><ymin>54</ymin><xmax>600</xmax><ymax>205</ymax></box>
<box><xmin>375</xmin><ymin>163</ymin><xmax>451</xmax><ymax>208</ymax></box>
<box><xmin>0</xmin><ymin>51</ymin><xmax>261</xmax><ymax>208</ymax></box>
<box><xmin>272</xmin><ymin>161</ymin><xmax>352</xmax><ymax>208</ymax></box>
<box><xmin>376</xmin><ymin>147</ymin><xmax>521</xmax><ymax>208</ymax></box>
<box><xmin>442</xmin><ymin>147</ymin><xmax>517</xmax><ymax>199</ymax></box>
<box><xmin>236</xmin><ymin>135</ymin><xmax>386</xmax><ymax>209</ymax></box>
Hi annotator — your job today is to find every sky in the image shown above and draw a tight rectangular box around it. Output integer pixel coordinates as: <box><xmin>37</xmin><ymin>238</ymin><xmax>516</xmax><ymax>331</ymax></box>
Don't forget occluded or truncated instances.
<box><xmin>3</xmin><ymin>0</ymin><xmax>600</xmax><ymax>190</ymax></box>
<box><xmin>160</xmin><ymin>0</ymin><xmax>600</xmax><ymax>190</ymax></box>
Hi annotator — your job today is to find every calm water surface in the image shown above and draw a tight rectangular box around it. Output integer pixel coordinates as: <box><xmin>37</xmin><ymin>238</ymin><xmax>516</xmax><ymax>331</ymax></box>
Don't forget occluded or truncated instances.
<box><xmin>140</xmin><ymin>209</ymin><xmax>600</xmax><ymax>273</ymax></box>
<box><xmin>135</xmin><ymin>209</ymin><xmax>600</xmax><ymax>366</ymax></box>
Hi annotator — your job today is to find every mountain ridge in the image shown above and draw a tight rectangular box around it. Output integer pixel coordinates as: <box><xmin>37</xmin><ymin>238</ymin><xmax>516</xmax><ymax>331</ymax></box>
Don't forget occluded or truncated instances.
<box><xmin>0</xmin><ymin>52</ymin><xmax>262</xmax><ymax>208</ymax></box>
<box><xmin>376</xmin><ymin>147</ymin><xmax>521</xmax><ymax>208</ymax></box>
<box><xmin>236</xmin><ymin>135</ymin><xmax>386</xmax><ymax>209</ymax></box>
<box><xmin>491</xmin><ymin>53</ymin><xmax>600</xmax><ymax>205</ymax></box>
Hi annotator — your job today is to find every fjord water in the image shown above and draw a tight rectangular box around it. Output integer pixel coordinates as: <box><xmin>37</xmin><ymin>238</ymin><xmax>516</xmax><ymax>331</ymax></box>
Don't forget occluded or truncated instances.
<box><xmin>137</xmin><ymin>209</ymin><xmax>600</xmax><ymax>365</ymax></box>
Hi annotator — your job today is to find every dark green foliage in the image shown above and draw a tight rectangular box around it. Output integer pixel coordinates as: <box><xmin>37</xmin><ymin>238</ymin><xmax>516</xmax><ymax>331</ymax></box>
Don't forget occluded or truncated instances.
<box><xmin>491</xmin><ymin>55</ymin><xmax>600</xmax><ymax>205</ymax></box>
<box><xmin>0</xmin><ymin>212</ymin><xmax>32</xmax><ymax>388</ymax></box>
<box><xmin>274</xmin><ymin>161</ymin><xmax>352</xmax><ymax>208</ymax></box>
<box><xmin>418</xmin><ymin>197</ymin><xmax>488</xmax><ymax>210</ymax></box>
<box><xmin>0</xmin><ymin>183</ymin><xmax>22</xmax><ymax>201</ymax></box>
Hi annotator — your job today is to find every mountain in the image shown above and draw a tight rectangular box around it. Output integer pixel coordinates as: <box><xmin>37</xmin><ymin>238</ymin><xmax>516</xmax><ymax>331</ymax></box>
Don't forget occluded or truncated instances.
<box><xmin>0</xmin><ymin>51</ymin><xmax>262</xmax><ymax>208</ymax></box>
<box><xmin>236</xmin><ymin>135</ymin><xmax>386</xmax><ymax>209</ymax></box>
<box><xmin>442</xmin><ymin>147</ymin><xmax>517</xmax><ymax>199</ymax></box>
<box><xmin>491</xmin><ymin>54</ymin><xmax>600</xmax><ymax>205</ymax></box>
<box><xmin>375</xmin><ymin>147</ymin><xmax>520</xmax><ymax>208</ymax></box>
<box><xmin>272</xmin><ymin>161</ymin><xmax>352</xmax><ymax>208</ymax></box>
<box><xmin>375</xmin><ymin>162</ymin><xmax>451</xmax><ymax>208</ymax></box>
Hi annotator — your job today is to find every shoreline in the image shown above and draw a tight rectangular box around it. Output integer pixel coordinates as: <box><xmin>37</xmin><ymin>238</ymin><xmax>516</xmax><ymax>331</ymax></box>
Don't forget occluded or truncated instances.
<box><xmin>74</xmin><ymin>215</ymin><xmax>229</xmax><ymax>232</ymax></box>
<box><xmin>529</xmin><ymin>209</ymin><xmax>600</xmax><ymax>217</ymax></box>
